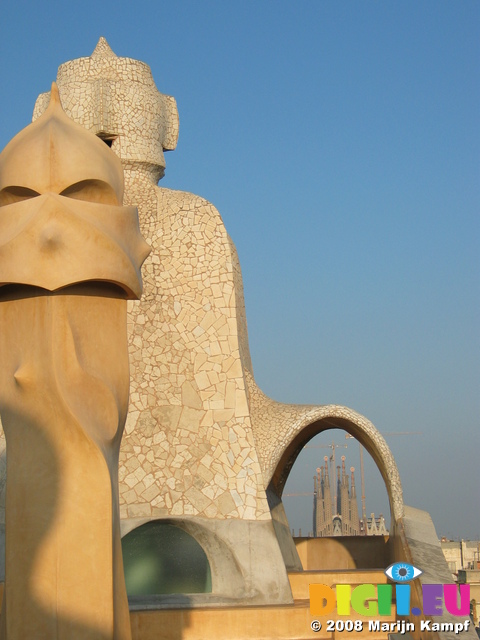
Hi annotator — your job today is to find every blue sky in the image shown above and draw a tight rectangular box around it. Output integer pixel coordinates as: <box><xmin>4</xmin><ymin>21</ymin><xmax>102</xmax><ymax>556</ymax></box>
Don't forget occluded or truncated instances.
<box><xmin>1</xmin><ymin>1</ymin><xmax>479</xmax><ymax>539</ymax></box>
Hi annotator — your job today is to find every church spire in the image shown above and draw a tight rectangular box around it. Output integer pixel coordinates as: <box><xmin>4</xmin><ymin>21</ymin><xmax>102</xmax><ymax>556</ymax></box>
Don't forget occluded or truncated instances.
<box><xmin>314</xmin><ymin>468</ymin><xmax>323</xmax><ymax>537</ymax></box>
<box><xmin>322</xmin><ymin>457</ymin><xmax>332</xmax><ymax>535</ymax></box>
<box><xmin>340</xmin><ymin>456</ymin><xmax>350</xmax><ymax>533</ymax></box>
<box><xmin>350</xmin><ymin>467</ymin><xmax>360</xmax><ymax>535</ymax></box>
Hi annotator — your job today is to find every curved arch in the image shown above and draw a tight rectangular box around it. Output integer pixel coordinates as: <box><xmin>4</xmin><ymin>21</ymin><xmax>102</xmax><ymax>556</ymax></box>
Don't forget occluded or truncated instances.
<box><xmin>121</xmin><ymin>517</ymin><xmax>244</xmax><ymax>599</ymax></box>
<box><xmin>121</xmin><ymin>521</ymin><xmax>212</xmax><ymax>595</ymax></box>
<box><xmin>267</xmin><ymin>405</ymin><xmax>404</xmax><ymax>524</ymax></box>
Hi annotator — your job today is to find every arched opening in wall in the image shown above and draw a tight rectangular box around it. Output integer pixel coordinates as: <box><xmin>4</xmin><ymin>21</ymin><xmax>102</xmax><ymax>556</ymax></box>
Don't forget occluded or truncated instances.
<box><xmin>283</xmin><ymin>429</ymin><xmax>390</xmax><ymax>538</ymax></box>
<box><xmin>274</xmin><ymin>422</ymin><xmax>399</xmax><ymax>572</ymax></box>
<box><xmin>121</xmin><ymin>521</ymin><xmax>212</xmax><ymax>596</ymax></box>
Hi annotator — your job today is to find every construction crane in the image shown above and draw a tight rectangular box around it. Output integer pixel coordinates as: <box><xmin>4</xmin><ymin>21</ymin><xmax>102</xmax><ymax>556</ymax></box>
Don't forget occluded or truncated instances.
<box><xmin>283</xmin><ymin>492</ymin><xmax>314</xmax><ymax>497</ymax></box>
<box><xmin>285</xmin><ymin>432</ymin><xmax>421</xmax><ymax>522</ymax></box>
<box><xmin>345</xmin><ymin>432</ymin><xmax>421</xmax><ymax>523</ymax></box>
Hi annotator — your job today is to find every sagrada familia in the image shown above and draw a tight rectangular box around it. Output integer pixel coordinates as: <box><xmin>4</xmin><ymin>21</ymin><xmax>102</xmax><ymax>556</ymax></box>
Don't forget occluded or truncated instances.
<box><xmin>0</xmin><ymin>38</ymin><xmax>473</xmax><ymax>640</ymax></box>
<box><xmin>314</xmin><ymin>457</ymin><xmax>361</xmax><ymax>537</ymax></box>
<box><xmin>312</xmin><ymin>457</ymin><xmax>387</xmax><ymax>538</ymax></box>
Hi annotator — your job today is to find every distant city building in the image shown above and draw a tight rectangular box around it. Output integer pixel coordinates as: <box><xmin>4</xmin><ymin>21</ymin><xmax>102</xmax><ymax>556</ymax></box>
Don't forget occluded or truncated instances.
<box><xmin>440</xmin><ymin>539</ymin><xmax>480</xmax><ymax>628</ymax></box>
<box><xmin>313</xmin><ymin>455</ymin><xmax>359</xmax><ymax>536</ymax></box>
<box><xmin>365</xmin><ymin>513</ymin><xmax>388</xmax><ymax>536</ymax></box>
<box><xmin>441</xmin><ymin>539</ymin><xmax>480</xmax><ymax>575</ymax></box>
<box><xmin>313</xmin><ymin>455</ymin><xmax>386</xmax><ymax>537</ymax></box>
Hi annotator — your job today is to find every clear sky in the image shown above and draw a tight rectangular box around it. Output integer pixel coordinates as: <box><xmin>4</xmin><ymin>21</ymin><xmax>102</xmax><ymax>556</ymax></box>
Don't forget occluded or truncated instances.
<box><xmin>1</xmin><ymin>1</ymin><xmax>479</xmax><ymax>539</ymax></box>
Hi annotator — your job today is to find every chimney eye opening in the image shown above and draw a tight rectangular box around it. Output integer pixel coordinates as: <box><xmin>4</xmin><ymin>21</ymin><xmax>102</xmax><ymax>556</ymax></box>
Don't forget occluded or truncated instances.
<box><xmin>96</xmin><ymin>132</ymin><xmax>117</xmax><ymax>148</ymax></box>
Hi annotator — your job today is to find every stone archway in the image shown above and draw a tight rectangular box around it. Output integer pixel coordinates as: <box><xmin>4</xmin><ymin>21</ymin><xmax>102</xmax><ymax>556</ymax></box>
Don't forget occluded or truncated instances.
<box><xmin>267</xmin><ymin>406</ymin><xmax>404</xmax><ymax>526</ymax></box>
<box><xmin>121</xmin><ymin>521</ymin><xmax>212</xmax><ymax>596</ymax></box>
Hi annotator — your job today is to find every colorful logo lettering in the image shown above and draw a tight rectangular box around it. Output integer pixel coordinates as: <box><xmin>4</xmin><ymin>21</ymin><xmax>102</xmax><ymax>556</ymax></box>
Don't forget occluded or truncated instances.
<box><xmin>309</xmin><ymin>563</ymin><xmax>470</xmax><ymax>617</ymax></box>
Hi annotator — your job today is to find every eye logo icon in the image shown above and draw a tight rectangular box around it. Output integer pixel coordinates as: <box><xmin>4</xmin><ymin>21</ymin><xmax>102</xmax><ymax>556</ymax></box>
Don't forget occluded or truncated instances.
<box><xmin>310</xmin><ymin>562</ymin><xmax>470</xmax><ymax>619</ymax></box>
<box><xmin>384</xmin><ymin>562</ymin><xmax>422</xmax><ymax>583</ymax></box>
